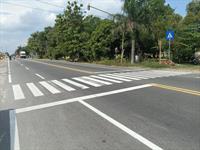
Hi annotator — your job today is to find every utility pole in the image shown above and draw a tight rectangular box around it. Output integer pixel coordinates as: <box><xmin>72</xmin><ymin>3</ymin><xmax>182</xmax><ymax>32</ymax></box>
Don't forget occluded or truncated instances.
<box><xmin>131</xmin><ymin>40</ymin><xmax>135</xmax><ymax>64</ymax></box>
<box><xmin>158</xmin><ymin>40</ymin><xmax>162</xmax><ymax>64</ymax></box>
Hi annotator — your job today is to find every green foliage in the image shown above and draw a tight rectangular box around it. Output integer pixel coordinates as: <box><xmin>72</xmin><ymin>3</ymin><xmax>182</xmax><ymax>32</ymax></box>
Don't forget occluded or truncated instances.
<box><xmin>15</xmin><ymin>0</ymin><xmax>199</xmax><ymax>64</ymax></box>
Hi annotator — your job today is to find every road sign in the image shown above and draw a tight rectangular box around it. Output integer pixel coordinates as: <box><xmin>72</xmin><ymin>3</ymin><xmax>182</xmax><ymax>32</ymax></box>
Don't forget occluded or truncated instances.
<box><xmin>166</xmin><ymin>30</ymin><xmax>174</xmax><ymax>41</ymax></box>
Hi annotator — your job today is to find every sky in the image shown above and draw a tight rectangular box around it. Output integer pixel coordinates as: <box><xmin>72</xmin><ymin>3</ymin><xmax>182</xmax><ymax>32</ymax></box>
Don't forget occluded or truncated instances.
<box><xmin>0</xmin><ymin>0</ymin><xmax>192</xmax><ymax>54</ymax></box>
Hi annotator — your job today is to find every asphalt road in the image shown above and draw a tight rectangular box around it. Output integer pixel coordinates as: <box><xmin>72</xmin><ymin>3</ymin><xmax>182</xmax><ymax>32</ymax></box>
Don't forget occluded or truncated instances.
<box><xmin>0</xmin><ymin>58</ymin><xmax>200</xmax><ymax>150</ymax></box>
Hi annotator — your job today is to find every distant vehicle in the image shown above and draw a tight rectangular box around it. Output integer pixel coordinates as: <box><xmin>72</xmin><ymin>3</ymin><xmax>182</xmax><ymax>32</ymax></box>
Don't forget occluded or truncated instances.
<box><xmin>20</xmin><ymin>51</ymin><xmax>26</xmax><ymax>58</ymax></box>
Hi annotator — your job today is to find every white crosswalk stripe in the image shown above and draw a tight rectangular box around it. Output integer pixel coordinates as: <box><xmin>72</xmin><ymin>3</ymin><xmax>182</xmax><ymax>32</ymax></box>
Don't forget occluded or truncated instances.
<box><xmin>110</xmin><ymin>74</ymin><xmax>141</xmax><ymax>80</ymax></box>
<box><xmin>73</xmin><ymin>77</ymin><xmax>102</xmax><ymax>87</ymax></box>
<box><xmin>11</xmin><ymin>70</ymin><xmax>191</xmax><ymax>101</ymax></box>
<box><xmin>51</xmin><ymin>80</ymin><xmax>75</xmax><ymax>91</ymax></box>
<box><xmin>82</xmin><ymin>76</ymin><xmax>112</xmax><ymax>85</ymax></box>
<box><xmin>27</xmin><ymin>83</ymin><xmax>44</xmax><ymax>97</ymax></box>
<box><xmin>39</xmin><ymin>81</ymin><xmax>61</xmax><ymax>94</ymax></box>
<box><xmin>99</xmin><ymin>74</ymin><xmax>132</xmax><ymax>82</ymax></box>
<box><xmin>117</xmin><ymin>73</ymin><xmax>149</xmax><ymax>79</ymax></box>
<box><xmin>62</xmin><ymin>78</ymin><xmax>89</xmax><ymax>89</ymax></box>
<box><xmin>12</xmin><ymin>84</ymin><xmax>25</xmax><ymax>100</ymax></box>
<box><xmin>90</xmin><ymin>75</ymin><xmax>123</xmax><ymax>83</ymax></box>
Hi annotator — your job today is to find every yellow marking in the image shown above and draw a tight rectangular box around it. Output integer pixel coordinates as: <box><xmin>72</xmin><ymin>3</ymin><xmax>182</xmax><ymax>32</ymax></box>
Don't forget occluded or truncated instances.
<box><xmin>152</xmin><ymin>83</ymin><xmax>200</xmax><ymax>96</ymax></box>
<box><xmin>28</xmin><ymin>59</ymin><xmax>93</xmax><ymax>74</ymax></box>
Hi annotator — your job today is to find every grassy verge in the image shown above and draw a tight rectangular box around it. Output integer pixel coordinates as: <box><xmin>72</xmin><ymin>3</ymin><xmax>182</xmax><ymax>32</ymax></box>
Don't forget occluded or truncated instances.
<box><xmin>94</xmin><ymin>59</ymin><xmax>200</xmax><ymax>71</ymax></box>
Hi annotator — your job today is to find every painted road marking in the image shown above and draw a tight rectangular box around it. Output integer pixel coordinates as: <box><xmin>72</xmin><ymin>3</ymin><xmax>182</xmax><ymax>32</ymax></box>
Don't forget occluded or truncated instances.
<box><xmin>117</xmin><ymin>73</ymin><xmax>149</xmax><ymax>79</ymax></box>
<box><xmin>16</xmin><ymin>84</ymin><xmax>152</xmax><ymax>113</ymax></box>
<box><xmin>99</xmin><ymin>74</ymin><xmax>132</xmax><ymax>82</ymax></box>
<box><xmin>8</xmin><ymin>58</ymin><xmax>12</xmax><ymax>83</ymax></box>
<box><xmin>79</xmin><ymin>100</ymin><xmax>163</xmax><ymax>150</ymax></box>
<box><xmin>35</xmin><ymin>73</ymin><xmax>45</xmax><ymax>80</ymax></box>
<box><xmin>73</xmin><ymin>77</ymin><xmax>102</xmax><ymax>87</ymax></box>
<box><xmin>62</xmin><ymin>78</ymin><xmax>89</xmax><ymax>89</ymax></box>
<box><xmin>12</xmin><ymin>84</ymin><xmax>25</xmax><ymax>100</ymax></box>
<box><xmin>90</xmin><ymin>75</ymin><xmax>123</xmax><ymax>83</ymax></box>
<box><xmin>39</xmin><ymin>81</ymin><xmax>61</xmax><ymax>94</ymax></box>
<box><xmin>82</xmin><ymin>76</ymin><xmax>112</xmax><ymax>85</ymax></box>
<box><xmin>25</xmin><ymin>67</ymin><xmax>30</xmax><ymax>70</ymax></box>
<box><xmin>153</xmin><ymin>83</ymin><xmax>200</xmax><ymax>96</ymax></box>
<box><xmin>9</xmin><ymin>110</ymin><xmax>20</xmax><ymax>150</ymax></box>
<box><xmin>51</xmin><ymin>80</ymin><xmax>75</xmax><ymax>91</ymax></box>
<box><xmin>111</xmin><ymin>73</ymin><xmax>141</xmax><ymax>80</ymax></box>
<box><xmin>26</xmin><ymin>83</ymin><xmax>44</xmax><ymax>97</ymax></box>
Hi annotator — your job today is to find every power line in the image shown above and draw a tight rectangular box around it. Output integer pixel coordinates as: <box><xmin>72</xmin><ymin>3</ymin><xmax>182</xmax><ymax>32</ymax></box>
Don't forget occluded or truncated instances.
<box><xmin>35</xmin><ymin>0</ymin><xmax>64</xmax><ymax>8</ymax></box>
<box><xmin>1</xmin><ymin>1</ymin><xmax>60</xmax><ymax>14</ymax></box>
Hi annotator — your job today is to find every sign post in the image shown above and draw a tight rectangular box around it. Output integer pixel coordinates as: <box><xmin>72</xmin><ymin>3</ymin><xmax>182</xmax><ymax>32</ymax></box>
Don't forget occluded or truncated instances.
<box><xmin>166</xmin><ymin>30</ymin><xmax>174</xmax><ymax>61</ymax></box>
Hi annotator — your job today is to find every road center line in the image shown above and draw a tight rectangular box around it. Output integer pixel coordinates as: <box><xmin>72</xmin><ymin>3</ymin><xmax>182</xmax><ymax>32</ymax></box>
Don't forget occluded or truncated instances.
<box><xmin>152</xmin><ymin>83</ymin><xmax>200</xmax><ymax>96</ymax></box>
<box><xmin>15</xmin><ymin>84</ymin><xmax>152</xmax><ymax>113</ymax></box>
<box><xmin>35</xmin><ymin>73</ymin><xmax>45</xmax><ymax>80</ymax></box>
<box><xmin>79</xmin><ymin>100</ymin><xmax>163</xmax><ymax>150</ymax></box>
<box><xmin>8</xmin><ymin>58</ymin><xmax>12</xmax><ymax>83</ymax></box>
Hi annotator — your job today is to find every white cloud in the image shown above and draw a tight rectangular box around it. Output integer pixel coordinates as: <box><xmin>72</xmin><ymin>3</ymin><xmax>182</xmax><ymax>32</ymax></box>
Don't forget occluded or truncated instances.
<box><xmin>0</xmin><ymin>0</ymin><xmax>122</xmax><ymax>53</ymax></box>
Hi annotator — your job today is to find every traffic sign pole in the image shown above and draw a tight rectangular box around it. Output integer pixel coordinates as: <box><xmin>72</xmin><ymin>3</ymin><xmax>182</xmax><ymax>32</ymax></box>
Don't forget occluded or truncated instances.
<box><xmin>169</xmin><ymin>40</ymin><xmax>171</xmax><ymax>60</ymax></box>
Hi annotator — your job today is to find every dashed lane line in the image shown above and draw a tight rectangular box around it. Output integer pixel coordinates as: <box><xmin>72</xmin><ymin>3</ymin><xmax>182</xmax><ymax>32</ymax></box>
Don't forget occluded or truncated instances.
<box><xmin>25</xmin><ymin>67</ymin><xmax>30</xmax><ymax>70</ymax></box>
<box><xmin>35</xmin><ymin>73</ymin><xmax>45</xmax><ymax>80</ymax></box>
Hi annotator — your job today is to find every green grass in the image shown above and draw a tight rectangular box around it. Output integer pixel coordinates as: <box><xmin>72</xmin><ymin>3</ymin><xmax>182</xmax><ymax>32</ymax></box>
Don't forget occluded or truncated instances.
<box><xmin>94</xmin><ymin>59</ymin><xmax>200</xmax><ymax>71</ymax></box>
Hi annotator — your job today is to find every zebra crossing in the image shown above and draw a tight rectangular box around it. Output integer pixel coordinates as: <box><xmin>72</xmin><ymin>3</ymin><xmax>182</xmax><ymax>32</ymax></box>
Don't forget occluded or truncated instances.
<box><xmin>11</xmin><ymin>70</ymin><xmax>191</xmax><ymax>100</ymax></box>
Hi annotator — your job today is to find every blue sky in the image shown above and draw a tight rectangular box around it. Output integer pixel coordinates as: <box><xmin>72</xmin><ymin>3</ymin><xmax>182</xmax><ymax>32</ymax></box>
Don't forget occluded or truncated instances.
<box><xmin>0</xmin><ymin>0</ymin><xmax>192</xmax><ymax>53</ymax></box>
<box><xmin>166</xmin><ymin>0</ymin><xmax>192</xmax><ymax>16</ymax></box>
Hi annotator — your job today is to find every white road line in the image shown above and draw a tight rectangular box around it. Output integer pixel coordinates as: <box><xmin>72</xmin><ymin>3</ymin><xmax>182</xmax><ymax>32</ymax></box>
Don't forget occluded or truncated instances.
<box><xmin>79</xmin><ymin>100</ymin><xmax>163</xmax><ymax>150</ymax></box>
<box><xmin>14</xmin><ymin>116</ymin><xmax>20</xmax><ymax>150</ymax></box>
<box><xmin>26</xmin><ymin>83</ymin><xmax>44</xmax><ymax>97</ymax></box>
<box><xmin>12</xmin><ymin>84</ymin><xmax>25</xmax><ymax>100</ymax></box>
<box><xmin>9</xmin><ymin>110</ymin><xmax>20</xmax><ymax>150</ymax></box>
<box><xmin>51</xmin><ymin>80</ymin><xmax>75</xmax><ymax>91</ymax></box>
<box><xmin>62</xmin><ymin>79</ymin><xmax>89</xmax><ymax>89</ymax></box>
<box><xmin>16</xmin><ymin>84</ymin><xmax>152</xmax><ymax>113</ymax></box>
<box><xmin>20</xmin><ymin>64</ymin><xmax>23</xmax><ymax>66</ymax></box>
<box><xmin>25</xmin><ymin>67</ymin><xmax>30</xmax><ymax>70</ymax></box>
<box><xmin>117</xmin><ymin>73</ymin><xmax>149</xmax><ymax>79</ymax></box>
<box><xmin>35</xmin><ymin>73</ymin><xmax>45</xmax><ymax>80</ymax></box>
<box><xmin>110</xmin><ymin>74</ymin><xmax>141</xmax><ymax>80</ymax></box>
<box><xmin>39</xmin><ymin>81</ymin><xmax>61</xmax><ymax>94</ymax></box>
<box><xmin>73</xmin><ymin>77</ymin><xmax>102</xmax><ymax>87</ymax></box>
<box><xmin>94</xmin><ymin>70</ymin><xmax>131</xmax><ymax>74</ymax></box>
<box><xmin>8</xmin><ymin>58</ymin><xmax>12</xmax><ymax>83</ymax></box>
<box><xmin>90</xmin><ymin>75</ymin><xmax>123</xmax><ymax>83</ymax></box>
<box><xmin>99</xmin><ymin>74</ymin><xmax>132</xmax><ymax>82</ymax></box>
<box><xmin>195</xmin><ymin>77</ymin><xmax>200</xmax><ymax>79</ymax></box>
<box><xmin>82</xmin><ymin>76</ymin><xmax>112</xmax><ymax>85</ymax></box>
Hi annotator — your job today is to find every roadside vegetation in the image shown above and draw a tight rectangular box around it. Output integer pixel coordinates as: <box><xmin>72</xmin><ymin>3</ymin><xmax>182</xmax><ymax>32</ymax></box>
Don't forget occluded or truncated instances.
<box><xmin>15</xmin><ymin>0</ymin><xmax>200</xmax><ymax>66</ymax></box>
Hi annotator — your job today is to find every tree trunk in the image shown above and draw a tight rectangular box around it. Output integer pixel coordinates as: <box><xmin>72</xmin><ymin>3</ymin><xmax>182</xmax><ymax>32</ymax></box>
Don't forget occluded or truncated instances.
<box><xmin>121</xmin><ymin>31</ymin><xmax>125</xmax><ymax>64</ymax></box>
